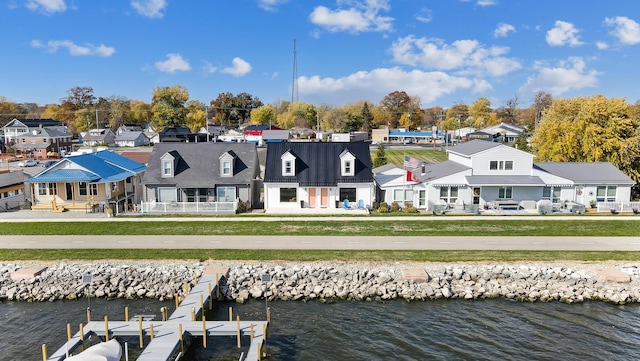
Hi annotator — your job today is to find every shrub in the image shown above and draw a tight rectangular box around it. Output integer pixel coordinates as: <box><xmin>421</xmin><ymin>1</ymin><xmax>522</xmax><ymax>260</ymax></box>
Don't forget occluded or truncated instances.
<box><xmin>391</xmin><ymin>202</ymin><xmax>401</xmax><ymax>212</ymax></box>
<box><xmin>236</xmin><ymin>200</ymin><xmax>250</xmax><ymax>214</ymax></box>
<box><xmin>377</xmin><ymin>206</ymin><xmax>389</xmax><ymax>213</ymax></box>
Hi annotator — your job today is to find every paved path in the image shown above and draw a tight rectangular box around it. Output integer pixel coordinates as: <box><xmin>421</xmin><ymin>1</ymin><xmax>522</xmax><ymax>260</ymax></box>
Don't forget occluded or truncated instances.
<box><xmin>2</xmin><ymin>235</ymin><xmax>640</xmax><ymax>251</ymax></box>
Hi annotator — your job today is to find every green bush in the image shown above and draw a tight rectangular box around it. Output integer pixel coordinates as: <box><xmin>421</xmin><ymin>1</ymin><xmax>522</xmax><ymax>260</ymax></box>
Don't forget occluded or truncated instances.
<box><xmin>377</xmin><ymin>206</ymin><xmax>389</xmax><ymax>213</ymax></box>
<box><xmin>391</xmin><ymin>202</ymin><xmax>401</xmax><ymax>212</ymax></box>
<box><xmin>236</xmin><ymin>200</ymin><xmax>250</xmax><ymax>214</ymax></box>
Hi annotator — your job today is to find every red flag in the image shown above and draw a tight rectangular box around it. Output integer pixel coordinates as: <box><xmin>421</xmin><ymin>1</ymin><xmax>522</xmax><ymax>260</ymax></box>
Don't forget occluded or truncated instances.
<box><xmin>406</xmin><ymin>170</ymin><xmax>418</xmax><ymax>182</ymax></box>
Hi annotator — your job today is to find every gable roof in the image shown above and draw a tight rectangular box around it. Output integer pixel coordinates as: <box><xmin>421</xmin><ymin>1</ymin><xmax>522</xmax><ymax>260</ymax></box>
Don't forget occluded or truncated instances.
<box><xmin>263</xmin><ymin>141</ymin><xmax>372</xmax><ymax>186</ymax></box>
<box><xmin>534</xmin><ymin>162</ymin><xmax>634</xmax><ymax>185</ymax></box>
<box><xmin>142</xmin><ymin>142</ymin><xmax>258</xmax><ymax>187</ymax></box>
<box><xmin>446</xmin><ymin>139</ymin><xmax>502</xmax><ymax>156</ymax></box>
<box><xmin>17</xmin><ymin>127</ymin><xmax>70</xmax><ymax>138</ymax></box>
<box><xmin>3</xmin><ymin>118</ymin><xmax>64</xmax><ymax>129</ymax></box>
<box><xmin>415</xmin><ymin>160</ymin><xmax>471</xmax><ymax>183</ymax></box>
<box><xmin>115</xmin><ymin>130</ymin><xmax>147</xmax><ymax>141</ymax></box>
<box><xmin>25</xmin><ymin>150</ymin><xmax>145</xmax><ymax>183</ymax></box>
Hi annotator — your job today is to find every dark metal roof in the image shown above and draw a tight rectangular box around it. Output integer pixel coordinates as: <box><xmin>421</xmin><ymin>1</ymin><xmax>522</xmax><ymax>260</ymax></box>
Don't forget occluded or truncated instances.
<box><xmin>142</xmin><ymin>142</ymin><xmax>259</xmax><ymax>187</ymax></box>
<box><xmin>534</xmin><ymin>162</ymin><xmax>634</xmax><ymax>185</ymax></box>
<box><xmin>263</xmin><ymin>141</ymin><xmax>373</xmax><ymax>186</ymax></box>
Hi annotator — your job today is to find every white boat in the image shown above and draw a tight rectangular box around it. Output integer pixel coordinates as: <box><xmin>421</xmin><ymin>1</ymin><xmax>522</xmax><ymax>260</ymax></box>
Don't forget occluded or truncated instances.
<box><xmin>67</xmin><ymin>339</ymin><xmax>122</xmax><ymax>361</ymax></box>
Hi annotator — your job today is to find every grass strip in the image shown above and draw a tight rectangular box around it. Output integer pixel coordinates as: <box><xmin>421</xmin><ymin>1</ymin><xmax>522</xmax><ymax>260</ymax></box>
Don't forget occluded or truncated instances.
<box><xmin>1</xmin><ymin>249</ymin><xmax>639</xmax><ymax>262</ymax></box>
<box><xmin>1</xmin><ymin>220</ymin><xmax>639</xmax><ymax>236</ymax></box>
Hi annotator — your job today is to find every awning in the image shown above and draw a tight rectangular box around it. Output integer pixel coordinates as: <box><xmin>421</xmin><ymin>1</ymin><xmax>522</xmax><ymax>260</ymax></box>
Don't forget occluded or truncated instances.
<box><xmin>465</xmin><ymin>175</ymin><xmax>545</xmax><ymax>186</ymax></box>
<box><xmin>431</xmin><ymin>184</ymin><xmax>468</xmax><ymax>188</ymax></box>
<box><xmin>0</xmin><ymin>184</ymin><xmax>24</xmax><ymax>193</ymax></box>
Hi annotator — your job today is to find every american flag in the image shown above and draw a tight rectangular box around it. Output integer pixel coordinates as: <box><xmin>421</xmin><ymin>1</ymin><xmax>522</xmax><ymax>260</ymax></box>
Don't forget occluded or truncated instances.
<box><xmin>404</xmin><ymin>155</ymin><xmax>419</xmax><ymax>169</ymax></box>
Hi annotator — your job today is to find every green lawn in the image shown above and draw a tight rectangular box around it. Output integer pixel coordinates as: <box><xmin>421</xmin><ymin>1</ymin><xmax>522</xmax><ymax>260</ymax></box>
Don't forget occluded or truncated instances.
<box><xmin>377</xmin><ymin>148</ymin><xmax>449</xmax><ymax>166</ymax></box>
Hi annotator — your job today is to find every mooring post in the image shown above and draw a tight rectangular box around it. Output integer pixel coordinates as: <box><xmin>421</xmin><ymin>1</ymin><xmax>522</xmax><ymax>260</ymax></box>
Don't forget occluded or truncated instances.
<box><xmin>236</xmin><ymin>315</ymin><xmax>241</xmax><ymax>348</ymax></box>
<box><xmin>149</xmin><ymin>323</ymin><xmax>155</xmax><ymax>340</ymax></box>
<box><xmin>250</xmin><ymin>324</ymin><xmax>254</xmax><ymax>341</ymax></box>
<box><xmin>267</xmin><ymin>307</ymin><xmax>271</xmax><ymax>337</ymax></box>
<box><xmin>262</xmin><ymin>323</ymin><xmax>268</xmax><ymax>358</ymax></box>
<box><xmin>41</xmin><ymin>344</ymin><xmax>47</xmax><ymax>361</ymax></box>
<box><xmin>200</xmin><ymin>294</ymin><xmax>204</xmax><ymax>318</ymax></box>
<box><xmin>66</xmin><ymin>323</ymin><xmax>72</xmax><ymax>341</ymax></box>
<box><xmin>104</xmin><ymin>315</ymin><xmax>109</xmax><ymax>341</ymax></box>
<box><xmin>202</xmin><ymin>315</ymin><xmax>207</xmax><ymax>348</ymax></box>
<box><xmin>183</xmin><ymin>282</ymin><xmax>189</xmax><ymax>296</ymax></box>
<box><xmin>229</xmin><ymin>306</ymin><xmax>233</xmax><ymax>322</ymax></box>
<box><xmin>79</xmin><ymin>323</ymin><xmax>85</xmax><ymax>351</ymax></box>
<box><xmin>179</xmin><ymin>323</ymin><xmax>184</xmax><ymax>354</ymax></box>
<box><xmin>138</xmin><ymin>316</ymin><xmax>143</xmax><ymax>348</ymax></box>
<box><xmin>215</xmin><ymin>273</ymin><xmax>220</xmax><ymax>299</ymax></box>
<box><xmin>86</xmin><ymin>307</ymin><xmax>91</xmax><ymax>322</ymax></box>
<box><xmin>175</xmin><ymin>294</ymin><xmax>179</xmax><ymax>310</ymax></box>
<box><xmin>125</xmin><ymin>306</ymin><xmax>129</xmax><ymax>321</ymax></box>
<box><xmin>191</xmin><ymin>307</ymin><xmax>196</xmax><ymax>321</ymax></box>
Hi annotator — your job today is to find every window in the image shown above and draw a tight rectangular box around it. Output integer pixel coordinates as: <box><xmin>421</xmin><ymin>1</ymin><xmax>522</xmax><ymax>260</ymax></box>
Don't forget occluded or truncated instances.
<box><xmin>543</xmin><ymin>186</ymin><xmax>561</xmax><ymax>203</ymax></box>
<box><xmin>498</xmin><ymin>186</ymin><xmax>513</xmax><ymax>199</ymax></box>
<box><xmin>344</xmin><ymin>160</ymin><xmax>352</xmax><ymax>175</ymax></box>
<box><xmin>222</xmin><ymin>160</ymin><xmax>231</xmax><ymax>176</ymax></box>
<box><xmin>217</xmin><ymin>187</ymin><xmax>237</xmax><ymax>202</ymax></box>
<box><xmin>596</xmin><ymin>186</ymin><xmax>616</xmax><ymax>202</ymax></box>
<box><xmin>490</xmin><ymin>160</ymin><xmax>514</xmax><ymax>170</ymax></box>
<box><xmin>38</xmin><ymin>183</ymin><xmax>57</xmax><ymax>196</ymax></box>
<box><xmin>79</xmin><ymin>182</ymin><xmax>87</xmax><ymax>196</ymax></box>
<box><xmin>418</xmin><ymin>190</ymin><xmax>426</xmax><ymax>207</ymax></box>
<box><xmin>339</xmin><ymin>188</ymin><xmax>357</xmax><ymax>202</ymax></box>
<box><xmin>393</xmin><ymin>189</ymin><xmax>413</xmax><ymax>202</ymax></box>
<box><xmin>439</xmin><ymin>186</ymin><xmax>458</xmax><ymax>203</ymax></box>
<box><xmin>339</xmin><ymin>151</ymin><xmax>356</xmax><ymax>176</ymax></box>
<box><xmin>279</xmin><ymin>188</ymin><xmax>297</xmax><ymax>202</ymax></box>
<box><xmin>162</xmin><ymin>161</ymin><xmax>172</xmax><ymax>176</ymax></box>
<box><xmin>283</xmin><ymin>160</ymin><xmax>293</xmax><ymax>175</ymax></box>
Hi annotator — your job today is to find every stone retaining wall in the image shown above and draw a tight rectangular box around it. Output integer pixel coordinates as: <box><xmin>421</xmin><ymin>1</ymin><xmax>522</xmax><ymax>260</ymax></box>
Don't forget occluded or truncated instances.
<box><xmin>1</xmin><ymin>261</ymin><xmax>639</xmax><ymax>305</ymax></box>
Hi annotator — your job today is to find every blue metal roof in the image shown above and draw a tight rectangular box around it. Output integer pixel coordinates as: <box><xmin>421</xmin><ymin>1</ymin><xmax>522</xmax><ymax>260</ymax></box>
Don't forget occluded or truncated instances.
<box><xmin>25</xmin><ymin>150</ymin><xmax>145</xmax><ymax>183</ymax></box>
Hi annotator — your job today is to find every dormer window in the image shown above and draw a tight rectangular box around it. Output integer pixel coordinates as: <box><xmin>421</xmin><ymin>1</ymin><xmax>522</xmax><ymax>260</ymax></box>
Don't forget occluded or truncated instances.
<box><xmin>160</xmin><ymin>151</ymin><xmax>178</xmax><ymax>178</ymax></box>
<box><xmin>219</xmin><ymin>151</ymin><xmax>236</xmax><ymax>177</ymax></box>
<box><xmin>339</xmin><ymin>150</ymin><xmax>356</xmax><ymax>177</ymax></box>
<box><xmin>281</xmin><ymin>151</ymin><xmax>296</xmax><ymax>176</ymax></box>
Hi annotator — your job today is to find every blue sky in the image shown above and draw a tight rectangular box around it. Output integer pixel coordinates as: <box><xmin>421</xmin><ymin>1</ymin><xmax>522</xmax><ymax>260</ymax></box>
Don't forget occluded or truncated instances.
<box><xmin>3</xmin><ymin>0</ymin><xmax>640</xmax><ymax>109</ymax></box>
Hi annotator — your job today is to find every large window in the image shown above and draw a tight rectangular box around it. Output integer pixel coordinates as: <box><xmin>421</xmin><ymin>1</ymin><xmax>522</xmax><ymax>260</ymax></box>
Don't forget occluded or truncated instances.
<box><xmin>186</xmin><ymin>188</ymin><xmax>209</xmax><ymax>202</ymax></box>
<box><xmin>542</xmin><ymin>186</ymin><xmax>561</xmax><ymax>203</ymax></box>
<box><xmin>217</xmin><ymin>187</ymin><xmax>236</xmax><ymax>202</ymax></box>
<box><xmin>339</xmin><ymin>188</ymin><xmax>357</xmax><ymax>202</ymax></box>
<box><xmin>393</xmin><ymin>189</ymin><xmax>413</xmax><ymax>202</ymax></box>
<box><xmin>596</xmin><ymin>186</ymin><xmax>616</xmax><ymax>202</ymax></box>
<box><xmin>489</xmin><ymin>160</ymin><xmax>514</xmax><ymax>170</ymax></box>
<box><xmin>78</xmin><ymin>182</ymin><xmax>97</xmax><ymax>196</ymax></box>
<box><xmin>498</xmin><ymin>186</ymin><xmax>513</xmax><ymax>199</ymax></box>
<box><xmin>279</xmin><ymin>188</ymin><xmax>297</xmax><ymax>202</ymax></box>
<box><xmin>39</xmin><ymin>183</ymin><xmax>58</xmax><ymax>196</ymax></box>
<box><xmin>439</xmin><ymin>186</ymin><xmax>458</xmax><ymax>203</ymax></box>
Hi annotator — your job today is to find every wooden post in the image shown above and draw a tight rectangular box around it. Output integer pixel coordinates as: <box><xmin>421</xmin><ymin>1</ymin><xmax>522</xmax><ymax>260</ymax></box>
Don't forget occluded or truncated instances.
<box><xmin>229</xmin><ymin>306</ymin><xmax>233</xmax><ymax>322</ymax></box>
<box><xmin>149</xmin><ymin>324</ymin><xmax>155</xmax><ymax>340</ymax></box>
<box><xmin>236</xmin><ymin>315</ymin><xmax>241</xmax><ymax>348</ymax></box>
<box><xmin>208</xmin><ymin>283</ymin><xmax>212</xmax><ymax>310</ymax></box>
<box><xmin>138</xmin><ymin>316</ymin><xmax>143</xmax><ymax>348</ymax></box>
<box><xmin>250</xmin><ymin>324</ymin><xmax>254</xmax><ymax>341</ymax></box>
<box><xmin>66</xmin><ymin>323</ymin><xmax>72</xmax><ymax>341</ymax></box>
<box><xmin>262</xmin><ymin>324</ymin><xmax>267</xmax><ymax>358</ymax></box>
<box><xmin>86</xmin><ymin>307</ymin><xmax>91</xmax><ymax>322</ymax></box>
<box><xmin>215</xmin><ymin>273</ymin><xmax>220</xmax><ymax>299</ymax></box>
<box><xmin>191</xmin><ymin>307</ymin><xmax>196</xmax><ymax>321</ymax></box>
<box><xmin>175</xmin><ymin>294</ymin><xmax>179</xmax><ymax>310</ymax></box>
<box><xmin>257</xmin><ymin>342</ymin><xmax>261</xmax><ymax>361</ymax></box>
<box><xmin>79</xmin><ymin>323</ymin><xmax>85</xmax><ymax>351</ymax></box>
<box><xmin>202</xmin><ymin>315</ymin><xmax>207</xmax><ymax>348</ymax></box>
<box><xmin>179</xmin><ymin>323</ymin><xmax>184</xmax><ymax>354</ymax></box>
<box><xmin>263</xmin><ymin>324</ymin><xmax>267</xmax><ymax>341</ymax></box>
<box><xmin>267</xmin><ymin>307</ymin><xmax>271</xmax><ymax>337</ymax></box>
<box><xmin>41</xmin><ymin>344</ymin><xmax>47</xmax><ymax>361</ymax></box>
<box><xmin>125</xmin><ymin>306</ymin><xmax>129</xmax><ymax>321</ymax></box>
<box><xmin>161</xmin><ymin>307</ymin><xmax>167</xmax><ymax>322</ymax></box>
<box><xmin>104</xmin><ymin>315</ymin><xmax>109</xmax><ymax>341</ymax></box>
<box><xmin>183</xmin><ymin>282</ymin><xmax>189</xmax><ymax>296</ymax></box>
<box><xmin>200</xmin><ymin>294</ymin><xmax>204</xmax><ymax>318</ymax></box>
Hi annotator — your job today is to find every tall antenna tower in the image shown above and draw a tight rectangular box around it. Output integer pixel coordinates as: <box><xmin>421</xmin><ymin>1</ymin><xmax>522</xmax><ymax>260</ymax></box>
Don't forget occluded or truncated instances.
<box><xmin>291</xmin><ymin>39</ymin><xmax>298</xmax><ymax>103</ymax></box>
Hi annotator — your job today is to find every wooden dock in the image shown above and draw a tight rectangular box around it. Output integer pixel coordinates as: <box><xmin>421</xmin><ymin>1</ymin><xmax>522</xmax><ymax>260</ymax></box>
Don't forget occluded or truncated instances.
<box><xmin>46</xmin><ymin>267</ymin><xmax>269</xmax><ymax>361</ymax></box>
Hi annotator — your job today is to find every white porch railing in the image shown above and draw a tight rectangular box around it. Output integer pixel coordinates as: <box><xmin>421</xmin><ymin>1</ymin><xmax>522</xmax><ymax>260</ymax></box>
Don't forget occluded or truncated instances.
<box><xmin>140</xmin><ymin>200</ymin><xmax>237</xmax><ymax>214</ymax></box>
<box><xmin>597</xmin><ymin>201</ymin><xmax>640</xmax><ymax>213</ymax></box>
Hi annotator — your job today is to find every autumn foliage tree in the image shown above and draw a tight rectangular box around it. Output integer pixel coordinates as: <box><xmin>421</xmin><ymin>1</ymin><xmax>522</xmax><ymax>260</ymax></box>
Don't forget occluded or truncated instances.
<box><xmin>531</xmin><ymin>95</ymin><xmax>640</xmax><ymax>182</ymax></box>
<box><xmin>151</xmin><ymin>85</ymin><xmax>189</xmax><ymax>131</ymax></box>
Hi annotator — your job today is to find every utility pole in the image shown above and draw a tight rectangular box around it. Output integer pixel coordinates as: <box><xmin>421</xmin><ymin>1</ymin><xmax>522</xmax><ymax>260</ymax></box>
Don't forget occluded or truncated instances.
<box><xmin>291</xmin><ymin>39</ymin><xmax>298</xmax><ymax>104</ymax></box>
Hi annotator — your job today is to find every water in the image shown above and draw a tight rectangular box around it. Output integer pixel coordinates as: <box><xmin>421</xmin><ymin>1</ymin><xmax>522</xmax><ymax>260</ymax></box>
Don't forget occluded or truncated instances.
<box><xmin>1</xmin><ymin>298</ymin><xmax>640</xmax><ymax>361</ymax></box>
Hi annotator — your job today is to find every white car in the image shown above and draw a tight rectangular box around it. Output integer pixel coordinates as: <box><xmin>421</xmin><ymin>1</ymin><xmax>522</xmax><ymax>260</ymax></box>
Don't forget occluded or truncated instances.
<box><xmin>18</xmin><ymin>159</ymin><xmax>39</xmax><ymax>167</ymax></box>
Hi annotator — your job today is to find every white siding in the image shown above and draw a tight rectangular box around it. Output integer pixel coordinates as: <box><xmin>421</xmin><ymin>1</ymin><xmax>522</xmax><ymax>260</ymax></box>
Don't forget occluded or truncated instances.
<box><xmin>471</xmin><ymin>146</ymin><xmax>533</xmax><ymax>176</ymax></box>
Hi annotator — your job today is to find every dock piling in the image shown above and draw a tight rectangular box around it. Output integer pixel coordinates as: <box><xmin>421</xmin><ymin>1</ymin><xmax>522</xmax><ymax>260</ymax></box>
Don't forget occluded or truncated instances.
<box><xmin>149</xmin><ymin>323</ymin><xmax>155</xmax><ymax>340</ymax></box>
<box><xmin>125</xmin><ymin>306</ymin><xmax>129</xmax><ymax>321</ymax></box>
<box><xmin>202</xmin><ymin>315</ymin><xmax>207</xmax><ymax>348</ymax></box>
<box><xmin>66</xmin><ymin>323</ymin><xmax>72</xmax><ymax>341</ymax></box>
<box><xmin>138</xmin><ymin>315</ymin><xmax>144</xmax><ymax>348</ymax></box>
<box><xmin>236</xmin><ymin>315</ymin><xmax>241</xmax><ymax>348</ymax></box>
<box><xmin>104</xmin><ymin>315</ymin><xmax>109</xmax><ymax>341</ymax></box>
<box><xmin>41</xmin><ymin>344</ymin><xmax>47</xmax><ymax>361</ymax></box>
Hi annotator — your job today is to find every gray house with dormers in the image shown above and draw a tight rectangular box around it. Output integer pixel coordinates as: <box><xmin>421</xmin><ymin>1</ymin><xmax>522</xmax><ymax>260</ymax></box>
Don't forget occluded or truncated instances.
<box><xmin>263</xmin><ymin>141</ymin><xmax>374</xmax><ymax>212</ymax></box>
<box><xmin>141</xmin><ymin>143</ymin><xmax>260</xmax><ymax>212</ymax></box>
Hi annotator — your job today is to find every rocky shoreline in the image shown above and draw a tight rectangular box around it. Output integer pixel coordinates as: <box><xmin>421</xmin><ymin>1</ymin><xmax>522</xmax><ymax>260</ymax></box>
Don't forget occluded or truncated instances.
<box><xmin>1</xmin><ymin>261</ymin><xmax>640</xmax><ymax>305</ymax></box>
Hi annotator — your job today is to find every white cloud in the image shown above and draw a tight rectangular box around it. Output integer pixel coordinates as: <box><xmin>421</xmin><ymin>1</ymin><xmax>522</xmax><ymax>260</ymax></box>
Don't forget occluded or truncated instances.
<box><xmin>202</xmin><ymin>61</ymin><xmax>218</xmax><ymax>75</ymax></box>
<box><xmin>596</xmin><ymin>41</ymin><xmax>609</xmax><ymax>50</ymax></box>
<box><xmin>221</xmin><ymin>57</ymin><xmax>252</xmax><ymax>77</ymax></box>
<box><xmin>477</xmin><ymin>0</ymin><xmax>496</xmax><ymax>6</ymax></box>
<box><xmin>518</xmin><ymin>57</ymin><xmax>600</xmax><ymax>96</ymax></box>
<box><xmin>546</xmin><ymin>20</ymin><xmax>584</xmax><ymax>47</ymax></box>
<box><xmin>298</xmin><ymin>67</ymin><xmax>474</xmax><ymax>105</ymax></box>
<box><xmin>26</xmin><ymin>0</ymin><xmax>66</xmax><ymax>14</ymax></box>
<box><xmin>604</xmin><ymin>16</ymin><xmax>640</xmax><ymax>45</ymax></box>
<box><xmin>309</xmin><ymin>0</ymin><xmax>393</xmax><ymax>33</ymax></box>
<box><xmin>416</xmin><ymin>8</ymin><xmax>432</xmax><ymax>23</ymax></box>
<box><xmin>31</xmin><ymin>39</ymin><xmax>115</xmax><ymax>57</ymax></box>
<box><xmin>131</xmin><ymin>0</ymin><xmax>167</xmax><ymax>19</ymax></box>
<box><xmin>154</xmin><ymin>54</ymin><xmax>191</xmax><ymax>73</ymax></box>
<box><xmin>389</xmin><ymin>36</ymin><xmax>521</xmax><ymax>77</ymax></box>
<box><xmin>494</xmin><ymin>23</ymin><xmax>515</xmax><ymax>38</ymax></box>
<box><xmin>257</xmin><ymin>0</ymin><xmax>289</xmax><ymax>11</ymax></box>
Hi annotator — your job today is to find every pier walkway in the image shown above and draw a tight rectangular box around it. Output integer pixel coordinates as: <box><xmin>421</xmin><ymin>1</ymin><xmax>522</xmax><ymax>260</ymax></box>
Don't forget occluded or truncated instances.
<box><xmin>47</xmin><ymin>267</ymin><xmax>269</xmax><ymax>361</ymax></box>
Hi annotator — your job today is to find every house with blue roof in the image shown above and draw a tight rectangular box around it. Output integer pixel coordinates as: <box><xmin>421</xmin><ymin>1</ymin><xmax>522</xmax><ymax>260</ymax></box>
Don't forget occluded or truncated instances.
<box><xmin>24</xmin><ymin>149</ymin><xmax>146</xmax><ymax>214</ymax></box>
<box><xmin>263</xmin><ymin>141</ymin><xmax>373</xmax><ymax>213</ymax></box>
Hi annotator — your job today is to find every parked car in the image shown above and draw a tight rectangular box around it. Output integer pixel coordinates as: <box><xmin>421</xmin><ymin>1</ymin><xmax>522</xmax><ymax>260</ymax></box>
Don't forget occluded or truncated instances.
<box><xmin>43</xmin><ymin>160</ymin><xmax>58</xmax><ymax>168</ymax></box>
<box><xmin>18</xmin><ymin>159</ymin><xmax>39</xmax><ymax>167</ymax></box>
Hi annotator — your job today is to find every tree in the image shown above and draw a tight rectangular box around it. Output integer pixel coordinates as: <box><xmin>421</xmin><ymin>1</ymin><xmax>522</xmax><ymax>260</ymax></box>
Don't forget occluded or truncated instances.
<box><xmin>129</xmin><ymin>100</ymin><xmax>152</xmax><ymax>125</ymax></box>
<box><xmin>531</xmin><ymin>96</ymin><xmax>640</xmax><ymax>182</ymax></box>
<box><xmin>103</xmin><ymin>96</ymin><xmax>131</xmax><ymax>129</ymax></box>
<box><xmin>372</xmin><ymin>143</ymin><xmax>387</xmax><ymax>168</ymax></box>
<box><xmin>444</xmin><ymin>103</ymin><xmax>470</xmax><ymax>130</ymax></box>
<box><xmin>59</xmin><ymin>86</ymin><xmax>96</xmax><ymax>133</ymax></box>
<box><xmin>532</xmin><ymin>91</ymin><xmax>553</xmax><ymax>129</ymax></box>
<box><xmin>378</xmin><ymin>91</ymin><xmax>412</xmax><ymax>128</ymax></box>
<box><xmin>496</xmin><ymin>95</ymin><xmax>520</xmax><ymax>124</ymax></box>
<box><xmin>250</xmin><ymin>105</ymin><xmax>276</xmax><ymax>125</ymax></box>
<box><xmin>210</xmin><ymin>92</ymin><xmax>263</xmax><ymax>127</ymax></box>
<box><xmin>151</xmin><ymin>85</ymin><xmax>189</xmax><ymax>131</ymax></box>
<box><xmin>74</xmin><ymin>108</ymin><xmax>94</xmax><ymax>134</ymax></box>
<box><xmin>0</xmin><ymin>97</ymin><xmax>28</xmax><ymax>126</ymax></box>
<box><xmin>185</xmin><ymin>100</ymin><xmax>206</xmax><ymax>132</ymax></box>
<box><xmin>320</xmin><ymin>107</ymin><xmax>347</xmax><ymax>132</ymax></box>
<box><xmin>469</xmin><ymin>97</ymin><xmax>492</xmax><ymax>129</ymax></box>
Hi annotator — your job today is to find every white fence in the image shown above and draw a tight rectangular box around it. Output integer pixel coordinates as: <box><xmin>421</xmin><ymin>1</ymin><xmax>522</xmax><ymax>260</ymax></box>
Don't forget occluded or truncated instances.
<box><xmin>597</xmin><ymin>202</ymin><xmax>640</xmax><ymax>213</ymax></box>
<box><xmin>140</xmin><ymin>200</ymin><xmax>237</xmax><ymax>215</ymax></box>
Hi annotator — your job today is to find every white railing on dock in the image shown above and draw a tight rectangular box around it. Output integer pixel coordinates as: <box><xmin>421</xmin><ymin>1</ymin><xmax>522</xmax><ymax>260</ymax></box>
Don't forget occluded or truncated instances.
<box><xmin>597</xmin><ymin>201</ymin><xmax>640</xmax><ymax>213</ymax></box>
<box><xmin>140</xmin><ymin>200</ymin><xmax>237</xmax><ymax>214</ymax></box>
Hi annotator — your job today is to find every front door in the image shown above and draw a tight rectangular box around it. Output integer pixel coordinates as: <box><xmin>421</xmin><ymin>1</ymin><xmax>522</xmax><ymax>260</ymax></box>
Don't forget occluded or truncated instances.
<box><xmin>473</xmin><ymin>187</ymin><xmax>481</xmax><ymax>205</ymax></box>
<box><xmin>309</xmin><ymin>188</ymin><xmax>317</xmax><ymax>207</ymax></box>
<box><xmin>320</xmin><ymin>188</ymin><xmax>328</xmax><ymax>207</ymax></box>
<box><xmin>66</xmin><ymin>183</ymin><xmax>73</xmax><ymax>200</ymax></box>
